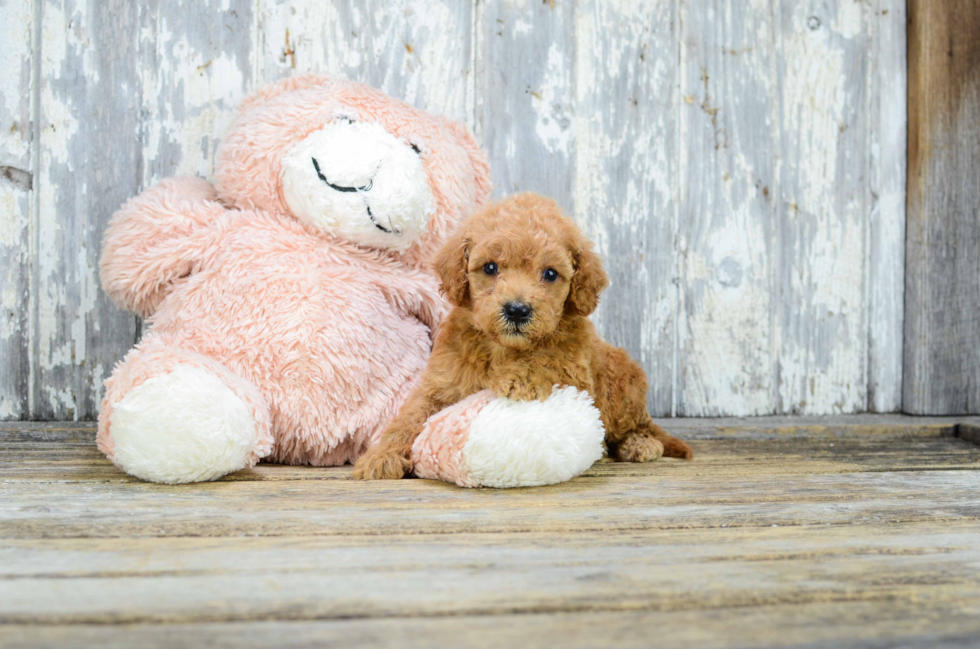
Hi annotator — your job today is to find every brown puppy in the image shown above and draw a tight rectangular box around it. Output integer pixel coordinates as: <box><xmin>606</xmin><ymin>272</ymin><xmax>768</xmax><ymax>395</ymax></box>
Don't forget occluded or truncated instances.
<box><xmin>353</xmin><ymin>192</ymin><xmax>692</xmax><ymax>480</ymax></box>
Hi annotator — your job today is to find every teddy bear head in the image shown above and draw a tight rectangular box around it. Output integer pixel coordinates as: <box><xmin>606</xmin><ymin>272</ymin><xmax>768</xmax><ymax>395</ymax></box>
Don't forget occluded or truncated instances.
<box><xmin>215</xmin><ymin>74</ymin><xmax>491</xmax><ymax>266</ymax></box>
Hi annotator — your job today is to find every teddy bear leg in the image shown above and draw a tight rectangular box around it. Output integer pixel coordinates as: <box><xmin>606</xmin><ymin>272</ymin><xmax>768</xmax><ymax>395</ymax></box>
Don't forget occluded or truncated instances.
<box><xmin>98</xmin><ymin>336</ymin><xmax>274</xmax><ymax>484</ymax></box>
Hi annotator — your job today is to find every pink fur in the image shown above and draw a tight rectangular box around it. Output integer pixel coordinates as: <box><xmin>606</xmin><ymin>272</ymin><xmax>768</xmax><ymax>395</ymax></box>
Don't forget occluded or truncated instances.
<box><xmin>214</xmin><ymin>75</ymin><xmax>491</xmax><ymax>269</ymax></box>
<box><xmin>411</xmin><ymin>390</ymin><xmax>496</xmax><ymax>487</ymax></box>
<box><xmin>99</xmin><ymin>77</ymin><xmax>491</xmax><ymax>471</ymax></box>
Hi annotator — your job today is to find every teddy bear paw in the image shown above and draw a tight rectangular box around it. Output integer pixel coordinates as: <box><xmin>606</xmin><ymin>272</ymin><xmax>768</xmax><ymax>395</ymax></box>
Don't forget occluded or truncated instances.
<box><xmin>107</xmin><ymin>365</ymin><xmax>267</xmax><ymax>484</ymax></box>
<box><xmin>413</xmin><ymin>387</ymin><xmax>606</xmax><ymax>488</ymax></box>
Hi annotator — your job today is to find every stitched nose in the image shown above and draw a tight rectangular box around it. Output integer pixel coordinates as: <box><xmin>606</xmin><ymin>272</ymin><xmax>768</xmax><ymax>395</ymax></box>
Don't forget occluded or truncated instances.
<box><xmin>503</xmin><ymin>301</ymin><xmax>533</xmax><ymax>325</ymax></box>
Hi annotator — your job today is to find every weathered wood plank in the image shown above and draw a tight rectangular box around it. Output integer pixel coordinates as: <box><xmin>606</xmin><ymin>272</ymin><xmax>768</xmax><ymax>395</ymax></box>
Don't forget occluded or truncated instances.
<box><xmin>904</xmin><ymin>0</ymin><xmax>980</xmax><ymax>415</ymax></box>
<box><xmin>31</xmin><ymin>0</ymin><xmax>142</xmax><ymax>419</ymax></box>
<box><xmin>2</xmin><ymin>523</ymin><xmax>979</xmax><ymax>624</ymax></box>
<box><xmin>480</xmin><ymin>0</ymin><xmax>574</xmax><ymax>207</ymax></box>
<box><xmin>2</xmin><ymin>0</ymin><xmax>913</xmax><ymax>419</ymax></box>
<box><xmin>573</xmin><ymin>0</ymin><xmax>677</xmax><ymax>416</ymax></box>
<box><xmin>676</xmin><ymin>0</ymin><xmax>778</xmax><ymax>416</ymax></box>
<box><xmin>2</xmin><ymin>424</ymin><xmax>978</xmax><ymax>647</ymax></box>
<box><xmin>4</xmin><ymin>427</ymin><xmax>980</xmax><ymax>483</ymax></box>
<box><xmin>775</xmin><ymin>1</ymin><xmax>872</xmax><ymax>415</ymax></box>
<box><xmin>255</xmin><ymin>0</ymin><xmax>474</xmax><ymax>123</ymax></box>
<box><xmin>1</xmin><ymin>520</ymin><xmax>974</xmax><ymax>579</ymax></box>
<box><xmin>139</xmin><ymin>0</ymin><xmax>255</xmax><ymax>183</ymax></box>
<box><xmin>0</xmin><ymin>0</ymin><xmax>35</xmax><ymax>420</ymax></box>
<box><xmin>3</xmin><ymin>468</ymin><xmax>979</xmax><ymax>539</ymax></box>
<box><xmin>4</xmin><ymin>600</ymin><xmax>980</xmax><ymax>649</ymax></box>
<box><xmin>867</xmin><ymin>0</ymin><xmax>906</xmax><ymax>413</ymax></box>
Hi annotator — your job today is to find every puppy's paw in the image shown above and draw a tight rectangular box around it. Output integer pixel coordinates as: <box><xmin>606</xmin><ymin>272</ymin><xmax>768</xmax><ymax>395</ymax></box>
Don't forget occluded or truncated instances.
<box><xmin>493</xmin><ymin>378</ymin><xmax>554</xmax><ymax>402</ymax></box>
<box><xmin>353</xmin><ymin>445</ymin><xmax>412</xmax><ymax>480</ymax></box>
<box><xmin>616</xmin><ymin>434</ymin><xmax>665</xmax><ymax>463</ymax></box>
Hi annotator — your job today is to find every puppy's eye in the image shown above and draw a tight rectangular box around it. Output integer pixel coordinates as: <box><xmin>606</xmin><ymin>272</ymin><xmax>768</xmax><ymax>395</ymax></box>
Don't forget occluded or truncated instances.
<box><xmin>409</xmin><ymin>143</ymin><xmax>421</xmax><ymax>155</ymax></box>
<box><xmin>483</xmin><ymin>262</ymin><xmax>498</xmax><ymax>276</ymax></box>
<box><xmin>543</xmin><ymin>268</ymin><xmax>559</xmax><ymax>282</ymax></box>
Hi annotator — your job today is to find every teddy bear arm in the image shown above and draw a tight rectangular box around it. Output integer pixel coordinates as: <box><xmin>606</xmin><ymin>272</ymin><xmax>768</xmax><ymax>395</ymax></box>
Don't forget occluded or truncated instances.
<box><xmin>100</xmin><ymin>177</ymin><xmax>228</xmax><ymax>318</ymax></box>
<box><xmin>375</xmin><ymin>267</ymin><xmax>451</xmax><ymax>338</ymax></box>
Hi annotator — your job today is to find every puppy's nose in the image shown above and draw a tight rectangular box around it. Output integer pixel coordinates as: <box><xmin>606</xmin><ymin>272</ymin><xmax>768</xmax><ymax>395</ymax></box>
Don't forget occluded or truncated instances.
<box><xmin>503</xmin><ymin>301</ymin><xmax>533</xmax><ymax>325</ymax></box>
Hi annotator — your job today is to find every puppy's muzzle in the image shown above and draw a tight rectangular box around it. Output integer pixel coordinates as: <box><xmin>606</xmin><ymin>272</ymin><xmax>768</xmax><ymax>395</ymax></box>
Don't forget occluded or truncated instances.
<box><xmin>502</xmin><ymin>301</ymin><xmax>533</xmax><ymax>327</ymax></box>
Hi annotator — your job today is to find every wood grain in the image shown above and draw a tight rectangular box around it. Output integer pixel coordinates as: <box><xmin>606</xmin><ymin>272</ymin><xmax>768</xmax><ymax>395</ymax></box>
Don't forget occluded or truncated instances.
<box><xmin>0</xmin><ymin>0</ymin><xmax>35</xmax><ymax>420</ymax></box>
<box><xmin>867</xmin><ymin>0</ymin><xmax>907</xmax><ymax>413</ymax></box>
<box><xmin>139</xmin><ymin>0</ymin><xmax>255</xmax><ymax>183</ymax></box>
<box><xmin>4</xmin><ymin>600</ymin><xmax>980</xmax><ymax>649</ymax></box>
<box><xmin>480</xmin><ymin>0</ymin><xmax>575</xmax><ymax>208</ymax></box>
<box><xmin>31</xmin><ymin>0</ymin><xmax>142</xmax><ymax>420</ymax></box>
<box><xmin>1</xmin><ymin>421</ymin><xmax>979</xmax><ymax>647</ymax></box>
<box><xmin>3</xmin><ymin>524</ymin><xmax>980</xmax><ymax>624</ymax></box>
<box><xmin>0</xmin><ymin>1</ymin><xmax>919</xmax><ymax>418</ymax></box>
<box><xmin>573</xmin><ymin>0</ymin><xmax>677</xmax><ymax>416</ymax></box>
<box><xmin>775</xmin><ymin>0</ymin><xmax>871</xmax><ymax>415</ymax></box>
<box><xmin>255</xmin><ymin>0</ymin><xmax>475</xmax><ymax>123</ymax></box>
<box><xmin>676</xmin><ymin>0</ymin><xmax>778</xmax><ymax>416</ymax></box>
<box><xmin>905</xmin><ymin>0</ymin><xmax>980</xmax><ymax>415</ymax></box>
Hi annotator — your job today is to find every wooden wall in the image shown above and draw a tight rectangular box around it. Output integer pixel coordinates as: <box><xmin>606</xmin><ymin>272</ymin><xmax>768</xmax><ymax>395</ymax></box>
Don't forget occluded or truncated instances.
<box><xmin>0</xmin><ymin>0</ymin><xmax>914</xmax><ymax>420</ymax></box>
<box><xmin>905</xmin><ymin>0</ymin><xmax>980</xmax><ymax>415</ymax></box>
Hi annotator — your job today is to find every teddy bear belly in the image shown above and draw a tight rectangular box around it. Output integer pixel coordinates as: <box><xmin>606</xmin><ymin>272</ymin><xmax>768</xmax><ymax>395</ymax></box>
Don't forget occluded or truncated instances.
<box><xmin>149</xmin><ymin>272</ymin><xmax>433</xmax><ymax>466</ymax></box>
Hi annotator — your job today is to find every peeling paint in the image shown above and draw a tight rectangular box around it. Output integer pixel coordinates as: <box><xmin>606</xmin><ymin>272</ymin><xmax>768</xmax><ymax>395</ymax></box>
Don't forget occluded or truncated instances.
<box><xmin>256</xmin><ymin>0</ymin><xmax>472</xmax><ymax>121</ymax></box>
<box><xmin>1</xmin><ymin>0</ymin><xmax>907</xmax><ymax>420</ymax></box>
<box><xmin>0</xmin><ymin>0</ymin><xmax>34</xmax><ymax>419</ymax></box>
<box><xmin>531</xmin><ymin>43</ymin><xmax>572</xmax><ymax>155</ymax></box>
<box><xmin>776</xmin><ymin>0</ymin><xmax>872</xmax><ymax>414</ymax></box>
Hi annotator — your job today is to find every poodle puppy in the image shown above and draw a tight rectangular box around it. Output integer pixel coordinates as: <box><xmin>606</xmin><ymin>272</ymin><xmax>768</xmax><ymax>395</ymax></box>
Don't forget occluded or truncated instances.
<box><xmin>353</xmin><ymin>192</ymin><xmax>692</xmax><ymax>480</ymax></box>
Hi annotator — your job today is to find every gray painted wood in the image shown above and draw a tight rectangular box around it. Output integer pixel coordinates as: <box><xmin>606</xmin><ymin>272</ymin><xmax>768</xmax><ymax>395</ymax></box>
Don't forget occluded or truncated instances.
<box><xmin>0</xmin><ymin>0</ymin><xmax>35</xmax><ymax>420</ymax></box>
<box><xmin>904</xmin><ymin>0</ymin><xmax>980</xmax><ymax>415</ymax></box>
<box><xmin>0</xmin><ymin>0</ymin><xmax>915</xmax><ymax>419</ymax></box>
<box><xmin>573</xmin><ymin>0</ymin><xmax>677</xmax><ymax>416</ymax></box>
<box><xmin>31</xmin><ymin>0</ymin><xmax>142</xmax><ymax>419</ymax></box>
<box><xmin>676</xmin><ymin>0</ymin><xmax>779</xmax><ymax>416</ymax></box>
<box><xmin>775</xmin><ymin>0</ymin><xmax>872</xmax><ymax>416</ymax></box>
<box><xmin>139</xmin><ymin>0</ymin><xmax>255</xmax><ymax>183</ymax></box>
<box><xmin>867</xmin><ymin>0</ymin><xmax>906</xmax><ymax>413</ymax></box>
<box><xmin>255</xmin><ymin>0</ymin><xmax>475</xmax><ymax>123</ymax></box>
<box><xmin>480</xmin><ymin>0</ymin><xmax>575</xmax><ymax>210</ymax></box>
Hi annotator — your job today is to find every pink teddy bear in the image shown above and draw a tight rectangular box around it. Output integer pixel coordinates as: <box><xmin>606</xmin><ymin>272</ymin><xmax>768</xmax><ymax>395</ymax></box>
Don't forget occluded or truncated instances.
<box><xmin>98</xmin><ymin>75</ymin><xmax>492</xmax><ymax>483</ymax></box>
<box><xmin>99</xmin><ymin>75</ymin><xmax>606</xmax><ymax>487</ymax></box>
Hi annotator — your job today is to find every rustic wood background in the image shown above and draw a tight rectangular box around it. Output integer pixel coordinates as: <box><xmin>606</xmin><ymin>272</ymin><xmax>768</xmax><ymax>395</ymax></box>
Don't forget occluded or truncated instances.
<box><xmin>0</xmin><ymin>0</ymin><xmax>921</xmax><ymax>421</ymax></box>
<box><xmin>905</xmin><ymin>0</ymin><xmax>980</xmax><ymax>416</ymax></box>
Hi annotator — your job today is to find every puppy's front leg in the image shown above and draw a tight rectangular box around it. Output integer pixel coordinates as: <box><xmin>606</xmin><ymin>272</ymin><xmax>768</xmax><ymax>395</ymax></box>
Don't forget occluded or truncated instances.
<box><xmin>489</xmin><ymin>363</ymin><xmax>558</xmax><ymax>402</ymax></box>
<box><xmin>353</xmin><ymin>390</ymin><xmax>445</xmax><ymax>480</ymax></box>
<box><xmin>491</xmin><ymin>376</ymin><xmax>554</xmax><ymax>402</ymax></box>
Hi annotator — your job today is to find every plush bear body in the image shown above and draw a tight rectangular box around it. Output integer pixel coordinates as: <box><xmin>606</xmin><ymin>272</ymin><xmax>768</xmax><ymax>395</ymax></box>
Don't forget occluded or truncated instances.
<box><xmin>98</xmin><ymin>76</ymin><xmax>490</xmax><ymax>483</ymax></box>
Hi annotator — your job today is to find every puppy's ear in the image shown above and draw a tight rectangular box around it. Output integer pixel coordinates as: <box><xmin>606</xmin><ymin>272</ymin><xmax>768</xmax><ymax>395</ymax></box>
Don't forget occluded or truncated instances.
<box><xmin>566</xmin><ymin>244</ymin><xmax>609</xmax><ymax>316</ymax></box>
<box><xmin>434</xmin><ymin>228</ymin><xmax>471</xmax><ymax>307</ymax></box>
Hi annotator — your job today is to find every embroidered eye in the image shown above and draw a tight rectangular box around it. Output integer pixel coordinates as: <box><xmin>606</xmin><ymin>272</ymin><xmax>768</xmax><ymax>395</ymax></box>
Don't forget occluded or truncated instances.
<box><xmin>543</xmin><ymin>268</ymin><xmax>559</xmax><ymax>282</ymax></box>
<box><xmin>410</xmin><ymin>143</ymin><xmax>421</xmax><ymax>155</ymax></box>
<box><xmin>483</xmin><ymin>262</ymin><xmax>498</xmax><ymax>276</ymax></box>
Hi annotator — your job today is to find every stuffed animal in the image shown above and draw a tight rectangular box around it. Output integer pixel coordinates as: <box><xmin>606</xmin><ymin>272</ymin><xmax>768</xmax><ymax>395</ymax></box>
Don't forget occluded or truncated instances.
<box><xmin>98</xmin><ymin>75</ymin><xmax>605</xmax><ymax>488</ymax></box>
<box><xmin>98</xmin><ymin>75</ymin><xmax>491</xmax><ymax>484</ymax></box>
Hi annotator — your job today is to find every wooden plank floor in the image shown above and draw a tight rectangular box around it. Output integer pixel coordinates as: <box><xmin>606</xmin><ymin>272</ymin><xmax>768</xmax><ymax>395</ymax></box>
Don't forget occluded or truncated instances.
<box><xmin>2</xmin><ymin>416</ymin><xmax>980</xmax><ymax>648</ymax></box>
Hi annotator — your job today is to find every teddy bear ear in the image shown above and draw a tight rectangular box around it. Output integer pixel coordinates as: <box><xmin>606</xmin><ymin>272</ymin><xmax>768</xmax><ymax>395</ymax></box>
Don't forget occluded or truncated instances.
<box><xmin>442</xmin><ymin>118</ymin><xmax>493</xmax><ymax>207</ymax></box>
<box><xmin>238</xmin><ymin>74</ymin><xmax>334</xmax><ymax>113</ymax></box>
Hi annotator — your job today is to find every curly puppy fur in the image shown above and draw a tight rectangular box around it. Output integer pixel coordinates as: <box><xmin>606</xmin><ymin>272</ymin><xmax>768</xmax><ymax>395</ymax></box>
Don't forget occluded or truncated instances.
<box><xmin>354</xmin><ymin>193</ymin><xmax>692</xmax><ymax>479</ymax></box>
